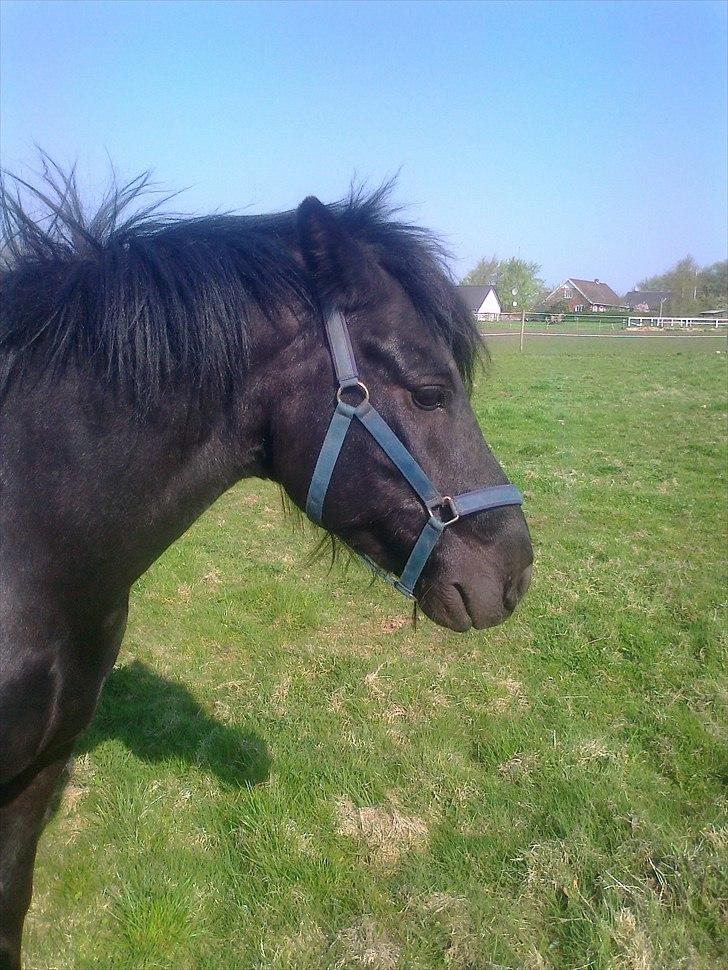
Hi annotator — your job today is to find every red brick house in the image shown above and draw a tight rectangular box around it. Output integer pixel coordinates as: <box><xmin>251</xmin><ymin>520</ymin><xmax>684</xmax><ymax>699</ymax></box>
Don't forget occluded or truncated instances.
<box><xmin>542</xmin><ymin>278</ymin><xmax>624</xmax><ymax>313</ymax></box>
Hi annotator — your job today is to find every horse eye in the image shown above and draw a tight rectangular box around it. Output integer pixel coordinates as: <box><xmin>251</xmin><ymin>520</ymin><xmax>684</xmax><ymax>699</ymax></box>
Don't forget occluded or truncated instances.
<box><xmin>412</xmin><ymin>385</ymin><xmax>447</xmax><ymax>410</ymax></box>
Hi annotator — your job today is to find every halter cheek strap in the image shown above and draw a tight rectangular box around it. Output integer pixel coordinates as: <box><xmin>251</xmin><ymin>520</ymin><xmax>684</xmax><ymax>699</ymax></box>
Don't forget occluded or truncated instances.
<box><xmin>305</xmin><ymin>305</ymin><xmax>523</xmax><ymax>598</ymax></box>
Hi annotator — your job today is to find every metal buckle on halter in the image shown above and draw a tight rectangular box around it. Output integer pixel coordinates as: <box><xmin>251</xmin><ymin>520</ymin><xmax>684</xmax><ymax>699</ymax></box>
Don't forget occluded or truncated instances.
<box><xmin>336</xmin><ymin>380</ymin><xmax>369</xmax><ymax>407</ymax></box>
<box><xmin>427</xmin><ymin>495</ymin><xmax>460</xmax><ymax>527</ymax></box>
<box><xmin>336</xmin><ymin>380</ymin><xmax>370</xmax><ymax>414</ymax></box>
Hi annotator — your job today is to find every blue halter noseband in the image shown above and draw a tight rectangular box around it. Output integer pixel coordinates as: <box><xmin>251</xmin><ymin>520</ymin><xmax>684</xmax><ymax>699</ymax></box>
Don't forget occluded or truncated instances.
<box><xmin>305</xmin><ymin>305</ymin><xmax>524</xmax><ymax>599</ymax></box>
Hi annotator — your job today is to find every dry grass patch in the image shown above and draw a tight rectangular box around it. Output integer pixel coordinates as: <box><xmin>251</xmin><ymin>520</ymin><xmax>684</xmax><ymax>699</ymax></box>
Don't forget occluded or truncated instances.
<box><xmin>702</xmin><ymin>824</ymin><xmax>728</xmax><ymax>851</ymax></box>
<box><xmin>212</xmin><ymin>698</ymin><xmax>233</xmax><ymax>723</ymax></box>
<box><xmin>573</xmin><ymin>738</ymin><xmax>616</xmax><ymax>764</ymax></box>
<box><xmin>271</xmin><ymin>674</ymin><xmax>292</xmax><ymax>713</ymax></box>
<box><xmin>274</xmin><ymin>918</ymin><xmax>327</xmax><ymax>967</ymax></box>
<box><xmin>363</xmin><ymin>662</ymin><xmax>388</xmax><ymax>698</ymax></box>
<box><xmin>524</xmin><ymin>840</ymin><xmax>579</xmax><ymax>900</ymax></box>
<box><xmin>498</xmin><ymin>753</ymin><xmax>536</xmax><ymax>779</ymax></box>
<box><xmin>613</xmin><ymin>908</ymin><xmax>653</xmax><ymax>970</ymax></box>
<box><xmin>201</xmin><ymin>566</ymin><xmax>221</xmax><ymax>588</ymax></box>
<box><xmin>334</xmin><ymin>917</ymin><xmax>401</xmax><ymax>969</ymax></box>
<box><xmin>380</xmin><ymin>703</ymin><xmax>419</xmax><ymax>724</ymax></box>
<box><xmin>522</xmin><ymin>951</ymin><xmax>549</xmax><ymax>970</ymax></box>
<box><xmin>487</xmin><ymin>677</ymin><xmax>530</xmax><ymax>714</ymax></box>
<box><xmin>419</xmin><ymin>893</ymin><xmax>481</xmax><ymax>969</ymax></box>
<box><xmin>334</xmin><ymin>795</ymin><xmax>429</xmax><ymax>865</ymax></box>
<box><xmin>47</xmin><ymin>753</ymin><xmax>96</xmax><ymax>846</ymax></box>
<box><xmin>329</xmin><ymin>686</ymin><xmax>347</xmax><ymax>712</ymax></box>
<box><xmin>380</xmin><ymin>615</ymin><xmax>409</xmax><ymax>633</ymax></box>
<box><xmin>57</xmin><ymin>753</ymin><xmax>95</xmax><ymax>817</ymax></box>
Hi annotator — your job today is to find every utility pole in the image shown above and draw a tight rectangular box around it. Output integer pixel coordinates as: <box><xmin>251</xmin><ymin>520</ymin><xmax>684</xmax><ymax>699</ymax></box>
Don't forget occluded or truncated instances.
<box><xmin>511</xmin><ymin>288</ymin><xmax>524</xmax><ymax>352</ymax></box>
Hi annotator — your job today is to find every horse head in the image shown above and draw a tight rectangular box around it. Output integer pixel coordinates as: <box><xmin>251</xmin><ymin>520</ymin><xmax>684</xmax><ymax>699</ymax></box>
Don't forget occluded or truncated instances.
<box><xmin>267</xmin><ymin>197</ymin><xmax>533</xmax><ymax>631</ymax></box>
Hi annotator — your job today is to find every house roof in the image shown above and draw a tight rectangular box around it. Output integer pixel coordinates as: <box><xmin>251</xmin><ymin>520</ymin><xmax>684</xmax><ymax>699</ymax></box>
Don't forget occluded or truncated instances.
<box><xmin>458</xmin><ymin>284</ymin><xmax>499</xmax><ymax>312</ymax></box>
<box><xmin>568</xmin><ymin>278</ymin><xmax>622</xmax><ymax>307</ymax></box>
<box><xmin>624</xmin><ymin>289</ymin><xmax>671</xmax><ymax>310</ymax></box>
<box><xmin>542</xmin><ymin>277</ymin><xmax>623</xmax><ymax>308</ymax></box>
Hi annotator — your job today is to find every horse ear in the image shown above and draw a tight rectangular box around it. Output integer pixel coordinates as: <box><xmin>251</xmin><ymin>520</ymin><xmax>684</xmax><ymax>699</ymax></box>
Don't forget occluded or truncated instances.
<box><xmin>297</xmin><ymin>196</ymin><xmax>367</xmax><ymax>300</ymax></box>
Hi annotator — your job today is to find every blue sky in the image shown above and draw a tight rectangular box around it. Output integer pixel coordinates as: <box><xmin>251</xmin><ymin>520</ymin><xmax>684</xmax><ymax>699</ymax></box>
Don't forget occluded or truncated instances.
<box><xmin>1</xmin><ymin>0</ymin><xmax>726</xmax><ymax>291</ymax></box>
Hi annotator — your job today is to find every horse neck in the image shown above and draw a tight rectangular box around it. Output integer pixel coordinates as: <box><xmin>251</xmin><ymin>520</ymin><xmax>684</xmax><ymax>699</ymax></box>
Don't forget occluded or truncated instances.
<box><xmin>3</xmin><ymin>356</ymin><xmax>274</xmax><ymax>603</ymax></box>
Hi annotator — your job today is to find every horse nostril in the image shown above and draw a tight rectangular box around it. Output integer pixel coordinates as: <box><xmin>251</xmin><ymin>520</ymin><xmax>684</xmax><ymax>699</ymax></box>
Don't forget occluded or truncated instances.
<box><xmin>503</xmin><ymin>563</ymin><xmax>533</xmax><ymax>612</ymax></box>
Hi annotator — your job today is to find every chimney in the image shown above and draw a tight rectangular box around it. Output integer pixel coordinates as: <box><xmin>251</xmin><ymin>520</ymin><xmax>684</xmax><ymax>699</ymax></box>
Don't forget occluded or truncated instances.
<box><xmin>594</xmin><ymin>278</ymin><xmax>600</xmax><ymax>284</ymax></box>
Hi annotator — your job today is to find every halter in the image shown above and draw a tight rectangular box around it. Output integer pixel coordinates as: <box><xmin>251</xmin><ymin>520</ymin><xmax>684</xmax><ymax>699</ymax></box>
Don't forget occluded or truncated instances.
<box><xmin>305</xmin><ymin>305</ymin><xmax>524</xmax><ymax>599</ymax></box>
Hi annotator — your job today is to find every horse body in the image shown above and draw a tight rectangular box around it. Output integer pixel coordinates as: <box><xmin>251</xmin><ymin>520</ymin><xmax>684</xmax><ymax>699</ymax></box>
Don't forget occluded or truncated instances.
<box><xmin>0</xmin><ymin>175</ymin><xmax>531</xmax><ymax>967</ymax></box>
<box><xmin>0</xmin><ymin>373</ymin><xmax>208</xmax><ymax>965</ymax></box>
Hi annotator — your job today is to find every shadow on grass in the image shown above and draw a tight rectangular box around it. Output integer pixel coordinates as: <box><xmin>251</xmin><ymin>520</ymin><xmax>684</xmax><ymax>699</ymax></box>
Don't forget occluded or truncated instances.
<box><xmin>47</xmin><ymin>660</ymin><xmax>270</xmax><ymax>827</ymax></box>
<box><xmin>77</xmin><ymin>659</ymin><xmax>271</xmax><ymax>788</ymax></box>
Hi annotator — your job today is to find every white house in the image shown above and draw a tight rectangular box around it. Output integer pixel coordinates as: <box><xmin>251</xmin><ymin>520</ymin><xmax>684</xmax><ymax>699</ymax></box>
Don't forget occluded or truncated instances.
<box><xmin>458</xmin><ymin>284</ymin><xmax>502</xmax><ymax>321</ymax></box>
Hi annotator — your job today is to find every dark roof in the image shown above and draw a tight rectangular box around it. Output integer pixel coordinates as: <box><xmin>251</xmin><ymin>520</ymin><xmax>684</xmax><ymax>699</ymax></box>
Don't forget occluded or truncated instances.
<box><xmin>623</xmin><ymin>289</ymin><xmax>671</xmax><ymax>311</ymax></box>
<box><xmin>568</xmin><ymin>278</ymin><xmax>622</xmax><ymax>307</ymax></box>
<box><xmin>458</xmin><ymin>284</ymin><xmax>499</xmax><ymax>312</ymax></box>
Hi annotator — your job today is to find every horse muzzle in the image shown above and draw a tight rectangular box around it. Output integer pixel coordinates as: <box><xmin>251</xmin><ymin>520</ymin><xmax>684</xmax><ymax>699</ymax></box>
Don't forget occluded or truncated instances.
<box><xmin>417</xmin><ymin>527</ymin><xmax>534</xmax><ymax>631</ymax></box>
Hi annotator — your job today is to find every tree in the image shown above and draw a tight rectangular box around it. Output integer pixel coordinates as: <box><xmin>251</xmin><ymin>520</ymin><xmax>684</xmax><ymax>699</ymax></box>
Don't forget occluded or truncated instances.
<box><xmin>495</xmin><ymin>258</ymin><xmax>547</xmax><ymax>311</ymax></box>
<box><xmin>545</xmin><ymin>298</ymin><xmax>571</xmax><ymax>316</ymax></box>
<box><xmin>637</xmin><ymin>255</ymin><xmax>727</xmax><ymax>316</ymax></box>
<box><xmin>698</xmin><ymin>260</ymin><xmax>728</xmax><ymax>311</ymax></box>
<box><xmin>650</xmin><ymin>256</ymin><xmax>699</xmax><ymax>315</ymax></box>
<box><xmin>461</xmin><ymin>255</ymin><xmax>547</xmax><ymax>310</ymax></box>
<box><xmin>461</xmin><ymin>255</ymin><xmax>499</xmax><ymax>285</ymax></box>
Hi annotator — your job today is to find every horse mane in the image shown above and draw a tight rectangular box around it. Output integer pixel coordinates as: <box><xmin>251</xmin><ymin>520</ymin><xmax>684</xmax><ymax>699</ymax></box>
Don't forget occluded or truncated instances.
<box><xmin>0</xmin><ymin>159</ymin><xmax>480</xmax><ymax>407</ymax></box>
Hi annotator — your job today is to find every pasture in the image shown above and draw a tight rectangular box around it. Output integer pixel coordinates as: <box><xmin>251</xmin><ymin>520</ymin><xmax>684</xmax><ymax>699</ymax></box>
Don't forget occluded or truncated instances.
<box><xmin>27</xmin><ymin>335</ymin><xmax>726</xmax><ymax>969</ymax></box>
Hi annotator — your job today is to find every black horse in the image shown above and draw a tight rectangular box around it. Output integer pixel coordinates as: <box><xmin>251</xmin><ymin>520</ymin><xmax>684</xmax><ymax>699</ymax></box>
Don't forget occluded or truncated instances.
<box><xmin>0</xmin><ymin>167</ymin><xmax>532</xmax><ymax>968</ymax></box>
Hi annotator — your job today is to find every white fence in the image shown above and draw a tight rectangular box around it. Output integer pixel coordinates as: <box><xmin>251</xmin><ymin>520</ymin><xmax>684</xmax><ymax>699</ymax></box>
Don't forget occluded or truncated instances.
<box><xmin>626</xmin><ymin>316</ymin><xmax>728</xmax><ymax>330</ymax></box>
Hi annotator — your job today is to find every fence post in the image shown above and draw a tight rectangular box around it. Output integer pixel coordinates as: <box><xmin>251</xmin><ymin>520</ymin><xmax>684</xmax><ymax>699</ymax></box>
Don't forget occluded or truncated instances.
<box><xmin>519</xmin><ymin>311</ymin><xmax>526</xmax><ymax>352</ymax></box>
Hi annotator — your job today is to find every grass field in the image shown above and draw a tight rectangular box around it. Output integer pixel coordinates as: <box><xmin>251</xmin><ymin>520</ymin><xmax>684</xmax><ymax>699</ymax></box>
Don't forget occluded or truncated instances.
<box><xmin>27</xmin><ymin>335</ymin><xmax>727</xmax><ymax>970</ymax></box>
<box><xmin>479</xmin><ymin>321</ymin><xmax>727</xmax><ymax>338</ymax></box>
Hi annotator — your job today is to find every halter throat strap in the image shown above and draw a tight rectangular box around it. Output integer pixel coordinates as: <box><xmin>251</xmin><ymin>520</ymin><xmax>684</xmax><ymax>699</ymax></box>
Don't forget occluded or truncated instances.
<box><xmin>305</xmin><ymin>305</ymin><xmax>523</xmax><ymax>598</ymax></box>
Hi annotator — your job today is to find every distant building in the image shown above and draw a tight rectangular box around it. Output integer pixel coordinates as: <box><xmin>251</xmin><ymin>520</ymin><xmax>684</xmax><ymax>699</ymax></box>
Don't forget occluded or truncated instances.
<box><xmin>542</xmin><ymin>278</ymin><xmax>624</xmax><ymax>313</ymax></box>
<box><xmin>624</xmin><ymin>289</ymin><xmax>671</xmax><ymax>314</ymax></box>
<box><xmin>458</xmin><ymin>284</ymin><xmax>502</xmax><ymax>321</ymax></box>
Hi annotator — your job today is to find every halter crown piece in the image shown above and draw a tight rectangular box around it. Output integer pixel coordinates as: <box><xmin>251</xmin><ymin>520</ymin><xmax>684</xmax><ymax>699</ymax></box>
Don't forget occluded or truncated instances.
<box><xmin>305</xmin><ymin>305</ymin><xmax>524</xmax><ymax>599</ymax></box>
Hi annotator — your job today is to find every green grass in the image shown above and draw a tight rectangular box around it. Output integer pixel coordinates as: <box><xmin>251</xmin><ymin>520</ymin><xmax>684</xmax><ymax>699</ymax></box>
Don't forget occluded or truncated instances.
<box><xmin>480</xmin><ymin>319</ymin><xmax>628</xmax><ymax>334</ymax></box>
<box><xmin>27</xmin><ymin>336</ymin><xmax>727</xmax><ymax>969</ymax></box>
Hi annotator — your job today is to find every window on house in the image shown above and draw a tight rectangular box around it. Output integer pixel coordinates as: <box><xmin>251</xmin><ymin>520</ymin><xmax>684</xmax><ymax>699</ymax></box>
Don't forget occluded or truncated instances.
<box><xmin>574</xmin><ymin>304</ymin><xmax>585</xmax><ymax>312</ymax></box>
<box><xmin>563</xmin><ymin>287</ymin><xmax>572</xmax><ymax>299</ymax></box>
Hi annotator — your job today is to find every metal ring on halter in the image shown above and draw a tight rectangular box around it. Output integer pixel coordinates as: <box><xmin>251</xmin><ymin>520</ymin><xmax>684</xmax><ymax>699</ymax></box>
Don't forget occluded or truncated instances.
<box><xmin>431</xmin><ymin>496</ymin><xmax>460</xmax><ymax>527</ymax></box>
<box><xmin>336</xmin><ymin>380</ymin><xmax>369</xmax><ymax>406</ymax></box>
